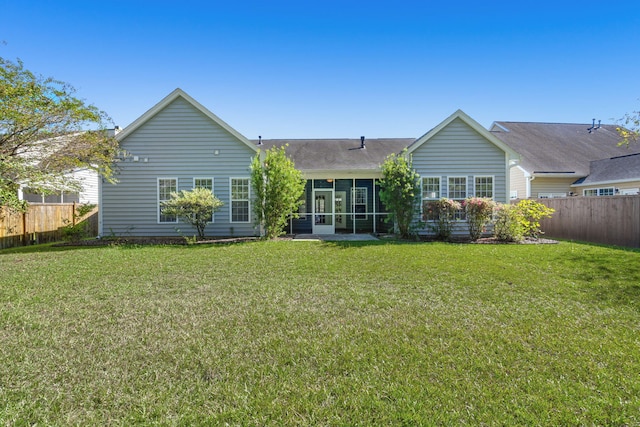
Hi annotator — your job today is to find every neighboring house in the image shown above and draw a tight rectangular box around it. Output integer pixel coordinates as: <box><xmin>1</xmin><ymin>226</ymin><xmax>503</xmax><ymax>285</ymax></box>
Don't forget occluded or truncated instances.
<box><xmin>572</xmin><ymin>152</ymin><xmax>640</xmax><ymax>196</ymax></box>
<box><xmin>489</xmin><ymin>121</ymin><xmax>639</xmax><ymax>199</ymax></box>
<box><xmin>19</xmin><ymin>167</ymin><xmax>99</xmax><ymax>204</ymax></box>
<box><xmin>101</xmin><ymin>88</ymin><xmax>519</xmax><ymax>237</ymax></box>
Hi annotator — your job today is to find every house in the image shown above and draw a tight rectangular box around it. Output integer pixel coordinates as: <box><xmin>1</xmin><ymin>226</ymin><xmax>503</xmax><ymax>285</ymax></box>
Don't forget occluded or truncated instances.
<box><xmin>261</xmin><ymin>110</ymin><xmax>519</xmax><ymax>234</ymax></box>
<box><xmin>100</xmin><ymin>89</ymin><xmax>519</xmax><ymax>237</ymax></box>
<box><xmin>572</xmin><ymin>152</ymin><xmax>640</xmax><ymax>196</ymax></box>
<box><xmin>489</xmin><ymin>121</ymin><xmax>640</xmax><ymax>199</ymax></box>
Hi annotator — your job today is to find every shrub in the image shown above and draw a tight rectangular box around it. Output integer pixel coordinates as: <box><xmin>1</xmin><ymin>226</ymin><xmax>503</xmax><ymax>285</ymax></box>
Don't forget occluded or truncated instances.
<box><xmin>515</xmin><ymin>199</ymin><xmax>555</xmax><ymax>238</ymax></box>
<box><xmin>379</xmin><ymin>150</ymin><xmax>421</xmax><ymax>239</ymax></box>
<box><xmin>425</xmin><ymin>198</ymin><xmax>461</xmax><ymax>241</ymax></box>
<box><xmin>161</xmin><ymin>188</ymin><xmax>223</xmax><ymax>239</ymax></box>
<box><xmin>493</xmin><ymin>204</ymin><xmax>524</xmax><ymax>242</ymax></box>
<box><xmin>463</xmin><ymin>197</ymin><xmax>496</xmax><ymax>241</ymax></box>
<box><xmin>251</xmin><ymin>145</ymin><xmax>306</xmax><ymax>239</ymax></box>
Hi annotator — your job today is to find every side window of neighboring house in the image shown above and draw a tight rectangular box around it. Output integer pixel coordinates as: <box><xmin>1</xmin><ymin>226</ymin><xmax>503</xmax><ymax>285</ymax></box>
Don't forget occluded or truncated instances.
<box><xmin>230</xmin><ymin>178</ymin><xmax>250</xmax><ymax>223</ymax></box>
<box><xmin>538</xmin><ymin>193</ymin><xmax>567</xmax><ymax>199</ymax></box>
<box><xmin>194</xmin><ymin>178</ymin><xmax>214</xmax><ymax>222</ymax></box>
<box><xmin>620</xmin><ymin>188</ymin><xmax>639</xmax><ymax>195</ymax></box>
<box><xmin>158</xmin><ymin>178</ymin><xmax>177</xmax><ymax>223</ymax></box>
<box><xmin>474</xmin><ymin>176</ymin><xmax>493</xmax><ymax>198</ymax></box>
<box><xmin>583</xmin><ymin>188</ymin><xmax>614</xmax><ymax>197</ymax></box>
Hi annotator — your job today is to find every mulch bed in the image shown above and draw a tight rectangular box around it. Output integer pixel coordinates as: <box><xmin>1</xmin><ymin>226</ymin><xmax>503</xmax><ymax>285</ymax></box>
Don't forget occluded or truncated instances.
<box><xmin>56</xmin><ymin>235</ymin><xmax>557</xmax><ymax>247</ymax></box>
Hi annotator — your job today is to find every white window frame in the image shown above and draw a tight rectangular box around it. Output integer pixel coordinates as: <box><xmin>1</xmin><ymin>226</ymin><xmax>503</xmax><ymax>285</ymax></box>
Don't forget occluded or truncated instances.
<box><xmin>448</xmin><ymin>176</ymin><xmax>467</xmax><ymax>220</ymax></box>
<box><xmin>474</xmin><ymin>176</ymin><xmax>494</xmax><ymax>199</ymax></box>
<box><xmin>538</xmin><ymin>193</ymin><xmax>567</xmax><ymax>199</ymax></box>
<box><xmin>230</xmin><ymin>177</ymin><xmax>251</xmax><ymax>223</ymax></box>
<box><xmin>352</xmin><ymin>187</ymin><xmax>368</xmax><ymax>220</ymax></box>
<box><xmin>194</xmin><ymin>177</ymin><xmax>214</xmax><ymax>223</ymax></box>
<box><xmin>583</xmin><ymin>187</ymin><xmax>615</xmax><ymax>197</ymax></box>
<box><xmin>158</xmin><ymin>177</ymin><xmax>178</xmax><ymax>223</ymax></box>
<box><xmin>620</xmin><ymin>188</ymin><xmax>639</xmax><ymax>195</ymax></box>
<box><xmin>422</xmin><ymin>177</ymin><xmax>441</xmax><ymax>200</ymax></box>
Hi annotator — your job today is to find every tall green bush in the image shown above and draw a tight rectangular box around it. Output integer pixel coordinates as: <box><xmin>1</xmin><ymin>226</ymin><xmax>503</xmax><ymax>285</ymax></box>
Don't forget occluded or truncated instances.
<box><xmin>251</xmin><ymin>146</ymin><xmax>305</xmax><ymax>239</ymax></box>
<box><xmin>379</xmin><ymin>150</ymin><xmax>421</xmax><ymax>239</ymax></box>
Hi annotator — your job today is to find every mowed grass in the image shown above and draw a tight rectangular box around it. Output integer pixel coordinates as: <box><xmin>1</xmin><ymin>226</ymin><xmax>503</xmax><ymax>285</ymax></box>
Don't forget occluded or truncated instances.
<box><xmin>1</xmin><ymin>240</ymin><xmax>639</xmax><ymax>426</ymax></box>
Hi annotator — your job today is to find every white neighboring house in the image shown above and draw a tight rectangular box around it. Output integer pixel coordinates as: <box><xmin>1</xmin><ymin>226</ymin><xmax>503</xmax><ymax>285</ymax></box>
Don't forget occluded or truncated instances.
<box><xmin>16</xmin><ymin>128</ymin><xmax>121</xmax><ymax>205</ymax></box>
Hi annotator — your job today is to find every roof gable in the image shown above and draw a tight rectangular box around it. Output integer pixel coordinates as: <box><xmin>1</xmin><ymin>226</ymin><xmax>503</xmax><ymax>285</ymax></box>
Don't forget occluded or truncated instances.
<box><xmin>407</xmin><ymin>110</ymin><xmax>519</xmax><ymax>159</ymax></box>
<box><xmin>116</xmin><ymin>88</ymin><xmax>257</xmax><ymax>152</ymax></box>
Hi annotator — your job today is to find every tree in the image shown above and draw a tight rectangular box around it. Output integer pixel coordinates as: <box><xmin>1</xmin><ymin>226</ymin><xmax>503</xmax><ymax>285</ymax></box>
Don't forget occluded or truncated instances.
<box><xmin>161</xmin><ymin>187</ymin><xmax>223</xmax><ymax>239</ymax></box>
<box><xmin>251</xmin><ymin>145</ymin><xmax>305</xmax><ymax>239</ymax></box>
<box><xmin>379</xmin><ymin>150</ymin><xmax>421</xmax><ymax>239</ymax></box>
<box><xmin>617</xmin><ymin>109</ymin><xmax>640</xmax><ymax>147</ymax></box>
<box><xmin>0</xmin><ymin>57</ymin><xmax>118</xmax><ymax>211</ymax></box>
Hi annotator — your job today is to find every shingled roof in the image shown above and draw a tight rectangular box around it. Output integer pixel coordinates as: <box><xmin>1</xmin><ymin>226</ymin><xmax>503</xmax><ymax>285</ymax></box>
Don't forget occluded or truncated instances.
<box><xmin>253</xmin><ymin>138</ymin><xmax>415</xmax><ymax>173</ymax></box>
<box><xmin>577</xmin><ymin>152</ymin><xmax>640</xmax><ymax>185</ymax></box>
<box><xmin>490</xmin><ymin>122</ymin><xmax>636</xmax><ymax>176</ymax></box>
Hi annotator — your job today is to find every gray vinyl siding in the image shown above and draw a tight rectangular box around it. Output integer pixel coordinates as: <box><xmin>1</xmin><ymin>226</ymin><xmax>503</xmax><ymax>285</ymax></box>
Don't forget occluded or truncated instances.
<box><xmin>101</xmin><ymin>97</ymin><xmax>257</xmax><ymax>237</ymax></box>
<box><xmin>411</xmin><ymin>118</ymin><xmax>509</xmax><ymax>202</ymax></box>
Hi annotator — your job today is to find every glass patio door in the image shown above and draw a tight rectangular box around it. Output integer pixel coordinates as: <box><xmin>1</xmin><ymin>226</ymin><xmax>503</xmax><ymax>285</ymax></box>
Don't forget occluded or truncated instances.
<box><xmin>313</xmin><ymin>189</ymin><xmax>335</xmax><ymax>234</ymax></box>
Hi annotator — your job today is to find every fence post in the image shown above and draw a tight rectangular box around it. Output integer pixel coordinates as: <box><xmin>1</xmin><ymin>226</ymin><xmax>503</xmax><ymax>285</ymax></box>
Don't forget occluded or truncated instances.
<box><xmin>72</xmin><ymin>202</ymin><xmax>76</xmax><ymax>226</ymax></box>
<box><xmin>22</xmin><ymin>210</ymin><xmax>28</xmax><ymax>246</ymax></box>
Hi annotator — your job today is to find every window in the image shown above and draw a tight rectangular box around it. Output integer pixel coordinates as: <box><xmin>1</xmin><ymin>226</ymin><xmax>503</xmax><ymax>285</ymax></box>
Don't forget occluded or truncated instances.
<box><xmin>583</xmin><ymin>187</ymin><xmax>614</xmax><ymax>197</ymax></box>
<box><xmin>475</xmin><ymin>176</ymin><xmax>493</xmax><ymax>198</ymax></box>
<box><xmin>621</xmin><ymin>188</ymin><xmax>639</xmax><ymax>195</ymax></box>
<box><xmin>158</xmin><ymin>178</ymin><xmax>177</xmax><ymax>223</ymax></box>
<box><xmin>422</xmin><ymin>177</ymin><xmax>440</xmax><ymax>200</ymax></box>
<box><xmin>230</xmin><ymin>178</ymin><xmax>250</xmax><ymax>222</ymax></box>
<box><xmin>352</xmin><ymin>187</ymin><xmax>367</xmax><ymax>219</ymax></box>
<box><xmin>194</xmin><ymin>178</ymin><xmax>214</xmax><ymax>222</ymax></box>
<box><xmin>298</xmin><ymin>188</ymin><xmax>307</xmax><ymax>219</ymax></box>
<box><xmin>448</xmin><ymin>177</ymin><xmax>467</xmax><ymax>220</ymax></box>
<box><xmin>538</xmin><ymin>193</ymin><xmax>567</xmax><ymax>199</ymax></box>
<box><xmin>510</xmin><ymin>190</ymin><xmax>518</xmax><ymax>199</ymax></box>
<box><xmin>448</xmin><ymin>177</ymin><xmax>467</xmax><ymax>199</ymax></box>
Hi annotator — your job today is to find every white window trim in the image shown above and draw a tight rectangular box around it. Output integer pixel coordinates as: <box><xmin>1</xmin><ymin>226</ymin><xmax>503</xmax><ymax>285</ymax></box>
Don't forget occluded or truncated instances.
<box><xmin>620</xmin><ymin>188</ymin><xmax>639</xmax><ymax>195</ymax></box>
<box><xmin>538</xmin><ymin>193</ymin><xmax>567</xmax><ymax>199</ymax></box>
<box><xmin>447</xmin><ymin>176</ymin><xmax>468</xmax><ymax>200</ymax></box>
<box><xmin>352</xmin><ymin>187</ymin><xmax>368</xmax><ymax>220</ymax></box>
<box><xmin>583</xmin><ymin>187</ymin><xmax>615</xmax><ymax>197</ymax></box>
<box><xmin>194</xmin><ymin>177</ymin><xmax>215</xmax><ymax>223</ymax></box>
<box><xmin>158</xmin><ymin>177</ymin><xmax>178</xmax><ymax>224</ymax></box>
<box><xmin>474</xmin><ymin>175</ymin><xmax>495</xmax><ymax>199</ymax></box>
<box><xmin>229</xmin><ymin>177</ymin><xmax>251</xmax><ymax>223</ymax></box>
<box><xmin>421</xmin><ymin>176</ymin><xmax>441</xmax><ymax>200</ymax></box>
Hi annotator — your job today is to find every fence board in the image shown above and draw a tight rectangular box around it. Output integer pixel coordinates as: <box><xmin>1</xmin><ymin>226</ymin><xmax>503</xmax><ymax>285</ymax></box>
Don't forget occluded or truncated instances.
<box><xmin>0</xmin><ymin>204</ymin><xmax>98</xmax><ymax>249</ymax></box>
<box><xmin>532</xmin><ymin>196</ymin><xmax>640</xmax><ymax>248</ymax></box>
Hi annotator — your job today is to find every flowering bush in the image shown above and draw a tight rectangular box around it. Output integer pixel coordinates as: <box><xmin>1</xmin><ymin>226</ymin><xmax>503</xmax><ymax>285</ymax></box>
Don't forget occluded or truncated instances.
<box><xmin>424</xmin><ymin>198</ymin><xmax>461</xmax><ymax>241</ymax></box>
<box><xmin>514</xmin><ymin>199</ymin><xmax>555</xmax><ymax>238</ymax></box>
<box><xmin>463</xmin><ymin>197</ymin><xmax>496</xmax><ymax>241</ymax></box>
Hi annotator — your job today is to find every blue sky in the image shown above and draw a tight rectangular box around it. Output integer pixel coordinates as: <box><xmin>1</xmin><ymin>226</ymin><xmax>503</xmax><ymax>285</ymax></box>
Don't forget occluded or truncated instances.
<box><xmin>2</xmin><ymin>0</ymin><xmax>640</xmax><ymax>138</ymax></box>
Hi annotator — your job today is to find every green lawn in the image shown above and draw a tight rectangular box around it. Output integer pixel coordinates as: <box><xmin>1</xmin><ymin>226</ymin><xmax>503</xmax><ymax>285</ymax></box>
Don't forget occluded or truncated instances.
<box><xmin>1</xmin><ymin>240</ymin><xmax>639</xmax><ymax>425</ymax></box>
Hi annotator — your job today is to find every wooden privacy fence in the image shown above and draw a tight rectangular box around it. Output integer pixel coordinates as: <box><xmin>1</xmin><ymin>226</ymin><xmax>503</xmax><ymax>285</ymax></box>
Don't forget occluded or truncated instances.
<box><xmin>0</xmin><ymin>203</ymin><xmax>98</xmax><ymax>249</ymax></box>
<box><xmin>533</xmin><ymin>196</ymin><xmax>640</xmax><ymax>248</ymax></box>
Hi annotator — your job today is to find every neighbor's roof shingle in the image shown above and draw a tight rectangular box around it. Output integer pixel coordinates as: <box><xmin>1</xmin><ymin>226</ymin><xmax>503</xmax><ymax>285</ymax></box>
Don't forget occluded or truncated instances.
<box><xmin>490</xmin><ymin>122</ymin><xmax>636</xmax><ymax>176</ymax></box>
<box><xmin>253</xmin><ymin>138</ymin><xmax>415</xmax><ymax>172</ymax></box>
<box><xmin>579</xmin><ymin>152</ymin><xmax>640</xmax><ymax>185</ymax></box>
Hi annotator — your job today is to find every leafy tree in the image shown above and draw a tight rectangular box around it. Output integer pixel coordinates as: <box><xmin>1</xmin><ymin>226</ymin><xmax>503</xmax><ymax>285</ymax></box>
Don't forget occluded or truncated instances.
<box><xmin>379</xmin><ymin>150</ymin><xmax>421</xmax><ymax>239</ymax></box>
<box><xmin>514</xmin><ymin>199</ymin><xmax>555</xmax><ymax>238</ymax></box>
<box><xmin>161</xmin><ymin>187</ymin><xmax>223</xmax><ymax>239</ymax></box>
<box><xmin>617</xmin><ymin>108</ymin><xmax>639</xmax><ymax>147</ymax></box>
<box><xmin>251</xmin><ymin>145</ymin><xmax>305</xmax><ymax>239</ymax></box>
<box><xmin>0</xmin><ymin>57</ymin><xmax>118</xmax><ymax>211</ymax></box>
